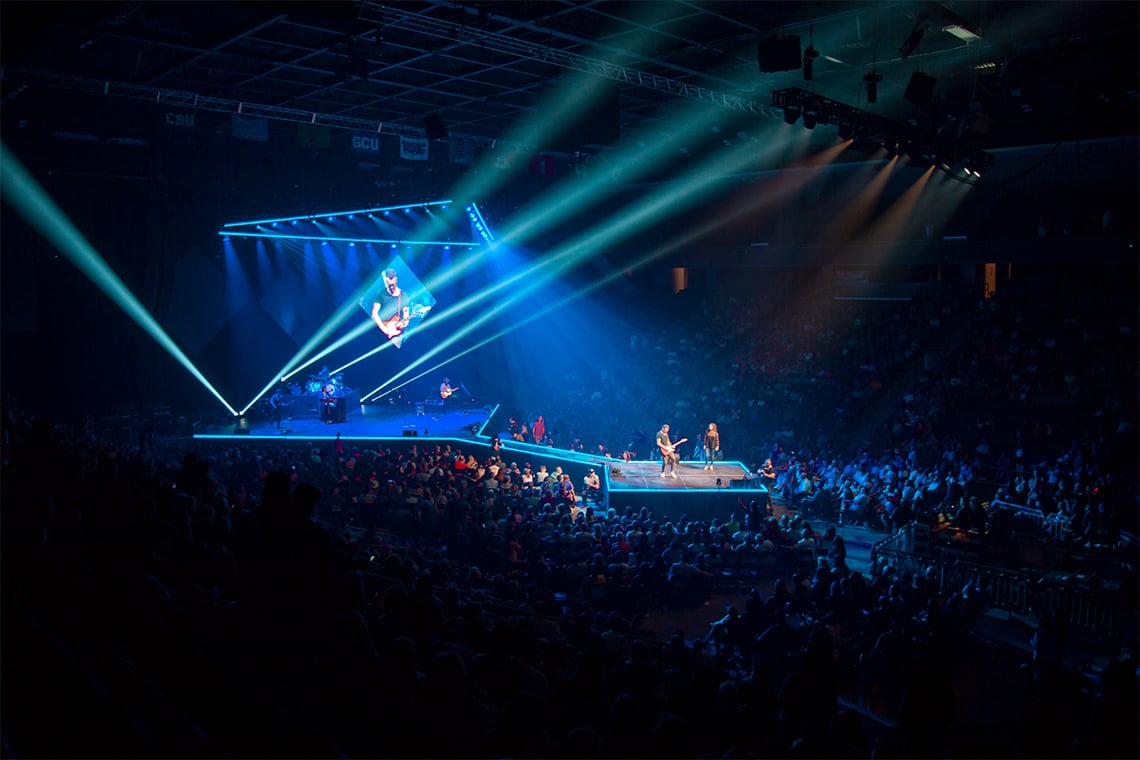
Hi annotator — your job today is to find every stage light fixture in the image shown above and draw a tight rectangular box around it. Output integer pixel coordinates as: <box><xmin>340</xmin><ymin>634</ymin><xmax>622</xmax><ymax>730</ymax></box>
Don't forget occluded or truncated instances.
<box><xmin>863</xmin><ymin>71</ymin><xmax>882</xmax><ymax>104</ymax></box>
<box><xmin>863</xmin><ymin>55</ymin><xmax>882</xmax><ymax>104</ymax></box>
<box><xmin>943</xmin><ymin>24</ymin><xmax>981</xmax><ymax>42</ymax></box>
<box><xmin>837</xmin><ymin>122</ymin><xmax>854</xmax><ymax>140</ymax></box>
<box><xmin>802</xmin><ymin>25</ymin><xmax>820</xmax><ymax>81</ymax></box>
<box><xmin>803</xmin><ymin>46</ymin><xmax>819</xmax><ymax>81</ymax></box>
<box><xmin>898</xmin><ymin>23</ymin><xmax>925</xmax><ymax>59</ymax></box>
<box><xmin>784</xmin><ymin>105</ymin><xmax>801</xmax><ymax>125</ymax></box>
<box><xmin>802</xmin><ymin>111</ymin><xmax>819</xmax><ymax>130</ymax></box>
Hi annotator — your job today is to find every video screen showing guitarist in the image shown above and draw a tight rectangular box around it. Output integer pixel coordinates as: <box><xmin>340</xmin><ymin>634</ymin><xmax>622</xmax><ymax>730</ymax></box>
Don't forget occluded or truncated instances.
<box><xmin>656</xmin><ymin>423</ymin><xmax>687</xmax><ymax>479</ymax></box>
<box><xmin>370</xmin><ymin>268</ymin><xmax>431</xmax><ymax>348</ymax></box>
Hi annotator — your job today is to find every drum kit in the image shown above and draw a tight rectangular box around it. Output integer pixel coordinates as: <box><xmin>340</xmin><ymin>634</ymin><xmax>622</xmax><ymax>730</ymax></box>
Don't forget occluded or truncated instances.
<box><xmin>307</xmin><ymin>373</ymin><xmax>345</xmax><ymax>395</ymax></box>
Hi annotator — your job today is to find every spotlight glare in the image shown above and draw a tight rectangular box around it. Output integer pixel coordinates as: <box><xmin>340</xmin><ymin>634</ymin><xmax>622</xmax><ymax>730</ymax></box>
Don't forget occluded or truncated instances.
<box><xmin>943</xmin><ymin>24</ymin><xmax>982</xmax><ymax>42</ymax></box>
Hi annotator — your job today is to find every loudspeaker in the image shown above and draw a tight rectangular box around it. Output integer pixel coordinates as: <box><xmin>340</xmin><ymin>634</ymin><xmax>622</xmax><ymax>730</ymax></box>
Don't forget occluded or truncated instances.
<box><xmin>904</xmin><ymin>72</ymin><xmax>937</xmax><ymax>106</ymax></box>
<box><xmin>423</xmin><ymin>113</ymin><xmax>448</xmax><ymax>140</ymax></box>
<box><xmin>402</xmin><ymin>429</ymin><xmax>419</xmax><ymax>437</ymax></box>
<box><xmin>757</xmin><ymin>36</ymin><xmax>801</xmax><ymax>73</ymax></box>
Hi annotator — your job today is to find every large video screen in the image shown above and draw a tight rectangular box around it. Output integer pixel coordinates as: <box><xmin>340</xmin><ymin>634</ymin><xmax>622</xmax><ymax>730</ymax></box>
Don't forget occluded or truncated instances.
<box><xmin>358</xmin><ymin>257</ymin><xmax>436</xmax><ymax>348</ymax></box>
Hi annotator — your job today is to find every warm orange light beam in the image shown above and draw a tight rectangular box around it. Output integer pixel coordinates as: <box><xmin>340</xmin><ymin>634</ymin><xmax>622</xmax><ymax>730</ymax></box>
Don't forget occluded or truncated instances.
<box><xmin>862</xmin><ymin>164</ymin><xmax>936</xmax><ymax>245</ymax></box>
<box><xmin>817</xmin><ymin>153</ymin><xmax>897</xmax><ymax>244</ymax></box>
<box><xmin>701</xmin><ymin>139</ymin><xmax>854</xmax><ymax>240</ymax></box>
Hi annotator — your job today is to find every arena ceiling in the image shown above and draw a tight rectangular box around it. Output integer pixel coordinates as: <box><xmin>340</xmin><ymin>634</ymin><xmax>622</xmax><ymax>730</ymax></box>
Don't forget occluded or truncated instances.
<box><xmin>2</xmin><ymin>1</ymin><xmax>1136</xmax><ymax>159</ymax></box>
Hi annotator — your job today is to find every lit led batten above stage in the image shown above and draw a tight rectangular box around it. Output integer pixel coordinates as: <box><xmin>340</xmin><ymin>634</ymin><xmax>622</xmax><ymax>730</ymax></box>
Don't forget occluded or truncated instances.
<box><xmin>222</xmin><ymin>200</ymin><xmax>453</xmax><ymax>228</ymax></box>
<box><xmin>218</xmin><ymin>200</ymin><xmax>495</xmax><ymax>248</ymax></box>
<box><xmin>217</xmin><ymin>232</ymin><xmax>477</xmax><ymax>248</ymax></box>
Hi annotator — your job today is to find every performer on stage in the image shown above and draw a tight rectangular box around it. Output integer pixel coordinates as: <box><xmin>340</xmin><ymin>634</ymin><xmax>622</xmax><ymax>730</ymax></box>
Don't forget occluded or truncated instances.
<box><xmin>657</xmin><ymin>423</ymin><xmax>685</xmax><ymax>479</ymax></box>
<box><xmin>269</xmin><ymin>387</ymin><xmax>287</xmax><ymax>429</ymax></box>
<box><xmin>440</xmin><ymin>377</ymin><xmax>466</xmax><ymax>408</ymax></box>
<box><xmin>703</xmin><ymin>422</ymin><xmax>721</xmax><ymax>472</ymax></box>
<box><xmin>321</xmin><ymin>383</ymin><xmax>336</xmax><ymax>424</ymax></box>
<box><xmin>582</xmin><ymin>467</ymin><xmax>602</xmax><ymax>505</ymax></box>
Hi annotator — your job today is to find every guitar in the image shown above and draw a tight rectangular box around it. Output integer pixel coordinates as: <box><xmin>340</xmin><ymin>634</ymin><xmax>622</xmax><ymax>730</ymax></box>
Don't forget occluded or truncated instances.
<box><xmin>380</xmin><ymin>303</ymin><xmax>432</xmax><ymax>338</ymax></box>
<box><xmin>440</xmin><ymin>382</ymin><xmax>468</xmax><ymax>399</ymax></box>
<box><xmin>658</xmin><ymin>437</ymin><xmax>688</xmax><ymax>458</ymax></box>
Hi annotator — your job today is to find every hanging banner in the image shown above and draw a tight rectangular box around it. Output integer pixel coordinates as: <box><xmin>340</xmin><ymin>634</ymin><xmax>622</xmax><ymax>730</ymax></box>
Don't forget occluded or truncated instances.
<box><xmin>297</xmin><ymin>123</ymin><xmax>331</xmax><ymax>149</ymax></box>
<box><xmin>232</xmin><ymin>114</ymin><xmax>268</xmax><ymax>142</ymax></box>
<box><xmin>399</xmin><ymin>136</ymin><xmax>429</xmax><ymax>161</ymax></box>
<box><xmin>349</xmin><ymin>132</ymin><xmax>382</xmax><ymax>154</ymax></box>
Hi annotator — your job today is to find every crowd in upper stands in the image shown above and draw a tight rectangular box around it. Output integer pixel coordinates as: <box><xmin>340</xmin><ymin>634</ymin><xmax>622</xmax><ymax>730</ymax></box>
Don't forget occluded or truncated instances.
<box><xmin>510</xmin><ymin>269</ymin><xmax>1138</xmax><ymax>541</ymax></box>
<box><xmin>3</xmin><ymin>267</ymin><xmax>1137</xmax><ymax>758</ymax></box>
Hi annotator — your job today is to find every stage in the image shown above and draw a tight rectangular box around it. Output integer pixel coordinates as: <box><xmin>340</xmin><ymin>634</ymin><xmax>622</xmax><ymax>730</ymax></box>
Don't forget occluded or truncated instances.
<box><xmin>240</xmin><ymin>397</ymin><xmax>492</xmax><ymax>439</ymax></box>
<box><xmin>201</xmin><ymin>403</ymin><xmax>769</xmax><ymax>523</ymax></box>
<box><xmin>604</xmin><ymin>459</ymin><xmax>770</xmax><ymax>521</ymax></box>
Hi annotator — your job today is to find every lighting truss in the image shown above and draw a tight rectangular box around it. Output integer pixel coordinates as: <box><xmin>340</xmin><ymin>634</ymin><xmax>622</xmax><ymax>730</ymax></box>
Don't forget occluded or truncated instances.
<box><xmin>221</xmin><ymin>199</ymin><xmax>495</xmax><ymax>246</ymax></box>
<box><xmin>771</xmin><ymin>87</ymin><xmax>898</xmax><ymax>141</ymax></box>
<box><xmin>217</xmin><ymin>232</ymin><xmax>481</xmax><ymax>247</ymax></box>
<box><xmin>358</xmin><ymin>2</ymin><xmax>783</xmax><ymax>122</ymax></box>
<box><xmin>2</xmin><ymin>68</ymin><xmax>525</xmax><ymax>151</ymax></box>
<box><xmin>223</xmin><ymin>201</ymin><xmax>453</xmax><ymax>228</ymax></box>
<box><xmin>772</xmin><ymin>86</ymin><xmax>994</xmax><ymax>176</ymax></box>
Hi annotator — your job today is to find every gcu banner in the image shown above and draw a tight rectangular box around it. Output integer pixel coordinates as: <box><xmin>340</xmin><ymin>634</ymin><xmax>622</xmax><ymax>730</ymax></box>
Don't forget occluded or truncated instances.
<box><xmin>349</xmin><ymin>132</ymin><xmax>382</xmax><ymax>154</ymax></box>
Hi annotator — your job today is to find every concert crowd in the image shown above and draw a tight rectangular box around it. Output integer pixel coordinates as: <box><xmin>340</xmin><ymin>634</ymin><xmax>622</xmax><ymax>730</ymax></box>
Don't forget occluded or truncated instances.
<box><xmin>2</xmin><ymin>270</ymin><xmax>1137</xmax><ymax>757</ymax></box>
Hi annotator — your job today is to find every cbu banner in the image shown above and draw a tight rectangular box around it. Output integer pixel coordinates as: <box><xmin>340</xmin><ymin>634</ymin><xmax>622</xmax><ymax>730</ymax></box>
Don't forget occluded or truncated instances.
<box><xmin>400</xmin><ymin>136</ymin><xmax>429</xmax><ymax>161</ymax></box>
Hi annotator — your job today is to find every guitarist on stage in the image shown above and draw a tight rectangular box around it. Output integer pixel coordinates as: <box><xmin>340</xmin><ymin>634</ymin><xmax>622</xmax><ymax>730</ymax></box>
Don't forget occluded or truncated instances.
<box><xmin>269</xmin><ymin>387</ymin><xmax>288</xmax><ymax>429</ymax></box>
<box><xmin>657</xmin><ymin>423</ymin><xmax>686</xmax><ymax>479</ymax></box>
<box><xmin>439</xmin><ymin>377</ymin><xmax>459</xmax><ymax>407</ymax></box>
<box><xmin>371</xmin><ymin>268</ymin><xmax>430</xmax><ymax>348</ymax></box>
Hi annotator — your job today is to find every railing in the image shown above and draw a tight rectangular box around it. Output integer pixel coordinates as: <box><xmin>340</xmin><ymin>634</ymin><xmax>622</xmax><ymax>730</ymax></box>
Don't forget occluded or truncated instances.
<box><xmin>989</xmin><ymin>499</ymin><xmax>1047</xmax><ymax>531</ymax></box>
<box><xmin>871</xmin><ymin>523</ymin><xmax>1135</xmax><ymax>644</ymax></box>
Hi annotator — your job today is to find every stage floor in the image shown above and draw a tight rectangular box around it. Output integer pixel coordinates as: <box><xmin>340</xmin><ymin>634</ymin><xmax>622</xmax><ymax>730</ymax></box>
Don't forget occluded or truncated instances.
<box><xmin>609</xmin><ymin>460</ymin><xmax>760</xmax><ymax>492</ymax></box>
